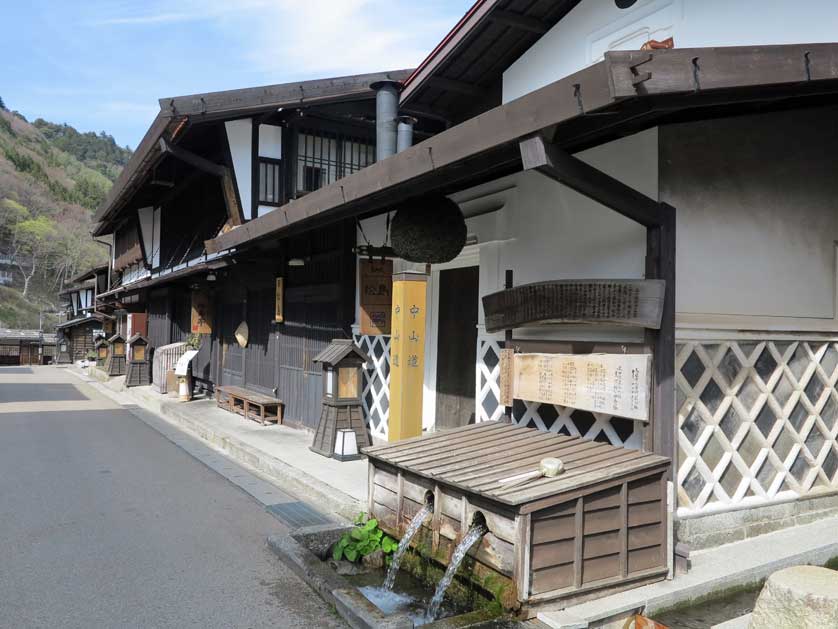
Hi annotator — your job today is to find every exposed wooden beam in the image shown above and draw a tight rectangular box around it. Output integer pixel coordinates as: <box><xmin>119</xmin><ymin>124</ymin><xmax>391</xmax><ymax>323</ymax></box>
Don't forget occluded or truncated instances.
<box><xmin>157</xmin><ymin>138</ymin><xmax>225</xmax><ymax>177</ymax></box>
<box><xmin>208</xmin><ymin>44</ymin><xmax>838</xmax><ymax>254</ymax></box>
<box><xmin>490</xmin><ymin>9</ymin><xmax>549</xmax><ymax>34</ymax></box>
<box><xmin>428</xmin><ymin>76</ymin><xmax>487</xmax><ymax>97</ymax></box>
<box><xmin>519</xmin><ymin>134</ymin><xmax>664</xmax><ymax>227</ymax></box>
<box><xmin>157</xmin><ymin>139</ymin><xmax>244</xmax><ymax>226</ymax></box>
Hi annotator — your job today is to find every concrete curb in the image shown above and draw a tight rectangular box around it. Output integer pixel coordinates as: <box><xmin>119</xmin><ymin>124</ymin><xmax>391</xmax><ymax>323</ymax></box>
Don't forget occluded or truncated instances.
<box><xmin>67</xmin><ymin>368</ymin><xmax>363</xmax><ymax>522</ymax></box>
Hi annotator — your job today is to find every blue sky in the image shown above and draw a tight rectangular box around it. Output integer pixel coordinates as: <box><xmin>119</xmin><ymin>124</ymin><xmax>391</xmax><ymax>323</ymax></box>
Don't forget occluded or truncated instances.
<box><xmin>1</xmin><ymin>0</ymin><xmax>474</xmax><ymax>149</ymax></box>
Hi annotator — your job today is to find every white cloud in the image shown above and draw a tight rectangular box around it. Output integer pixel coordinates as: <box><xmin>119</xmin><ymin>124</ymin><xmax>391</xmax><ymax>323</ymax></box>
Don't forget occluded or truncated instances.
<box><xmin>93</xmin><ymin>0</ymin><xmax>463</xmax><ymax>78</ymax></box>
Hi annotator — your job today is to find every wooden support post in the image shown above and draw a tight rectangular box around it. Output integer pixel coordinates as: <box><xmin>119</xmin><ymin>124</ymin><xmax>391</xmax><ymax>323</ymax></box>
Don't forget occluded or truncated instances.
<box><xmin>504</xmin><ymin>269</ymin><xmax>514</xmax><ymax>424</ymax></box>
<box><xmin>644</xmin><ymin>208</ymin><xmax>676</xmax><ymax>477</ymax></box>
<box><xmin>519</xmin><ymin>134</ymin><xmax>676</xmax><ymax>471</ymax></box>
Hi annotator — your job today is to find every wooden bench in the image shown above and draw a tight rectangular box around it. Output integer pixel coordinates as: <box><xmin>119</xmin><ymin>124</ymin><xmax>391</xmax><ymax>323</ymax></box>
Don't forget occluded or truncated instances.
<box><xmin>215</xmin><ymin>385</ymin><xmax>282</xmax><ymax>426</ymax></box>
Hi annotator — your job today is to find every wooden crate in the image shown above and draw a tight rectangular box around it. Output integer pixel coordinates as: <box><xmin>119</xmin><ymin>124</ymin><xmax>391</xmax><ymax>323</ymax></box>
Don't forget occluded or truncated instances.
<box><xmin>364</xmin><ymin>422</ymin><xmax>670</xmax><ymax>614</ymax></box>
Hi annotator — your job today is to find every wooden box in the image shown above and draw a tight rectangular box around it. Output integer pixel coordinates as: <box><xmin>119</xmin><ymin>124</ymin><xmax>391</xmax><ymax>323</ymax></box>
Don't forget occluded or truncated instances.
<box><xmin>364</xmin><ymin>422</ymin><xmax>670</xmax><ymax>615</ymax></box>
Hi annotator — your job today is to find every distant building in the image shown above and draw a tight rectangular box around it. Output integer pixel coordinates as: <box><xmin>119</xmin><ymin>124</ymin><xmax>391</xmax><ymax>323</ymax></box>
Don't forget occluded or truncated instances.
<box><xmin>0</xmin><ymin>252</ymin><xmax>15</xmax><ymax>286</ymax></box>
<box><xmin>55</xmin><ymin>265</ymin><xmax>110</xmax><ymax>363</ymax></box>
<box><xmin>0</xmin><ymin>329</ymin><xmax>56</xmax><ymax>365</ymax></box>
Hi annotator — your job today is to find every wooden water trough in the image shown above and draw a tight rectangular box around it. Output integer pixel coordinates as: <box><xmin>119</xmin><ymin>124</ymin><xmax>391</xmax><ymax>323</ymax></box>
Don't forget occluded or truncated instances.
<box><xmin>364</xmin><ymin>421</ymin><xmax>670</xmax><ymax>614</ymax></box>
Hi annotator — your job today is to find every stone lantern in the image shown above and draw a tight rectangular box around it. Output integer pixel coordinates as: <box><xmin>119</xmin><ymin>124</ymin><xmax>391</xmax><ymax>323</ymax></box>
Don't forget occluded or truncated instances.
<box><xmin>310</xmin><ymin>339</ymin><xmax>372</xmax><ymax>461</ymax></box>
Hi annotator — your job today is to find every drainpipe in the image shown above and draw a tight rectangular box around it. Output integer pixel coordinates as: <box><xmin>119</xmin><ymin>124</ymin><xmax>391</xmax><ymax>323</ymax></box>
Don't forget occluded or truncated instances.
<box><xmin>396</xmin><ymin>116</ymin><xmax>417</xmax><ymax>153</ymax></box>
<box><xmin>370</xmin><ymin>80</ymin><xmax>401</xmax><ymax>161</ymax></box>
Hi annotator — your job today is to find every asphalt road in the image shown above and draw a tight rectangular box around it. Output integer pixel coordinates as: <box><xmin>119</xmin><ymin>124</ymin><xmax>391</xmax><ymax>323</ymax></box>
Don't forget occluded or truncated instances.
<box><xmin>0</xmin><ymin>365</ymin><xmax>345</xmax><ymax>629</ymax></box>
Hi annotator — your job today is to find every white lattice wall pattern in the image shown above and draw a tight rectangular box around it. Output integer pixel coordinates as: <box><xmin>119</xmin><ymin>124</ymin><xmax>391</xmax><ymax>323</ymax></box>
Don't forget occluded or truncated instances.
<box><xmin>476</xmin><ymin>337</ymin><xmax>641</xmax><ymax>448</ymax></box>
<box><xmin>355</xmin><ymin>334</ymin><xmax>390</xmax><ymax>441</ymax></box>
<box><xmin>677</xmin><ymin>339</ymin><xmax>838</xmax><ymax>516</ymax></box>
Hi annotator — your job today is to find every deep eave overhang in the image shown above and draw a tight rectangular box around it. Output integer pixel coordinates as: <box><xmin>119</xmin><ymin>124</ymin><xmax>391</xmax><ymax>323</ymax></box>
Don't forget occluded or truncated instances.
<box><xmin>206</xmin><ymin>43</ymin><xmax>838</xmax><ymax>255</ymax></box>
<box><xmin>91</xmin><ymin>69</ymin><xmax>413</xmax><ymax>237</ymax></box>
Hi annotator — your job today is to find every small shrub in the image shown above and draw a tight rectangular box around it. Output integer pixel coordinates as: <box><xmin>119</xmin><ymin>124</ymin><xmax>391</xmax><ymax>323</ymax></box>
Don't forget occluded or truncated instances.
<box><xmin>332</xmin><ymin>513</ymin><xmax>398</xmax><ymax>563</ymax></box>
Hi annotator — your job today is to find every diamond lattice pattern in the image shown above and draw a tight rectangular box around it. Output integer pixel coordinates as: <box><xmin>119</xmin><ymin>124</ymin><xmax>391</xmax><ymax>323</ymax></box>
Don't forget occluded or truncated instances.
<box><xmin>477</xmin><ymin>337</ymin><xmax>641</xmax><ymax>449</ymax></box>
<box><xmin>677</xmin><ymin>341</ymin><xmax>838</xmax><ymax>516</ymax></box>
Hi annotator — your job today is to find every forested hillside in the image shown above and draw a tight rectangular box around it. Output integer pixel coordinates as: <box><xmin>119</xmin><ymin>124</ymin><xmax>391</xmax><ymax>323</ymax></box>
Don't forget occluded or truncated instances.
<box><xmin>0</xmin><ymin>96</ymin><xmax>132</xmax><ymax>329</ymax></box>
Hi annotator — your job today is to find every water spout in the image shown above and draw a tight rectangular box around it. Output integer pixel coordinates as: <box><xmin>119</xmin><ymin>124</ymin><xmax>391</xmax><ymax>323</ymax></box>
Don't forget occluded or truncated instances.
<box><xmin>383</xmin><ymin>502</ymin><xmax>432</xmax><ymax>591</ymax></box>
<box><xmin>425</xmin><ymin>522</ymin><xmax>488</xmax><ymax>621</ymax></box>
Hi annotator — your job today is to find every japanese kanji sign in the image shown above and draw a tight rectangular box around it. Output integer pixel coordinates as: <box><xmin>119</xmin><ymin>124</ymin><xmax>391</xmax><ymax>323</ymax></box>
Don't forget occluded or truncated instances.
<box><xmin>509</xmin><ymin>352</ymin><xmax>652</xmax><ymax>422</ymax></box>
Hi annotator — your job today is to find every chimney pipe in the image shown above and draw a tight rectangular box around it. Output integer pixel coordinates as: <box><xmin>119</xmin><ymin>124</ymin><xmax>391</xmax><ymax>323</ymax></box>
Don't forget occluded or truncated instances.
<box><xmin>397</xmin><ymin>116</ymin><xmax>417</xmax><ymax>153</ymax></box>
<box><xmin>370</xmin><ymin>80</ymin><xmax>401</xmax><ymax>161</ymax></box>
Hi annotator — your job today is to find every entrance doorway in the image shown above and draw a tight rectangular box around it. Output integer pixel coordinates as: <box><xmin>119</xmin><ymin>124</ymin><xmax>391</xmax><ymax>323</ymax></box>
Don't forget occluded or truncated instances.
<box><xmin>432</xmin><ymin>265</ymin><xmax>479</xmax><ymax>430</ymax></box>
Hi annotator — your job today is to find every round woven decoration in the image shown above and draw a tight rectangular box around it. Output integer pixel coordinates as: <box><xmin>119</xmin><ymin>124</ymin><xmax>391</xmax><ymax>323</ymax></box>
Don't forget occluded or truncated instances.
<box><xmin>390</xmin><ymin>196</ymin><xmax>466</xmax><ymax>264</ymax></box>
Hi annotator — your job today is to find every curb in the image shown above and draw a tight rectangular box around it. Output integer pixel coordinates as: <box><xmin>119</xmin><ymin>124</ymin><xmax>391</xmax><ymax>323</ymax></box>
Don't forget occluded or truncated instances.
<box><xmin>68</xmin><ymin>368</ymin><xmax>362</xmax><ymax>522</ymax></box>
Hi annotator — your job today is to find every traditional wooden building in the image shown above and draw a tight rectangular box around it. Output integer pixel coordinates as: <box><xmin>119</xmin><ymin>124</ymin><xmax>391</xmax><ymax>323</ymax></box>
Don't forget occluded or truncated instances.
<box><xmin>55</xmin><ymin>265</ymin><xmax>109</xmax><ymax>363</ymax></box>
<box><xmin>0</xmin><ymin>330</ymin><xmax>56</xmax><ymax>366</ymax></box>
<box><xmin>203</xmin><ymin>1</ymin><xmax>838</xmax><ymax>564</ymax></box>
<box><xmin>91</xmin><ymin>70</ymin><xmax>441</xmax><ymax>429</ymax></box>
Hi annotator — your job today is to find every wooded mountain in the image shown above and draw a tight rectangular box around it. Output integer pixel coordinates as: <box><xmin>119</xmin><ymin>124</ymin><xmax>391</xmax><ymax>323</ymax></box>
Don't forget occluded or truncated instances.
<box><xmin>0</xmin><ymin>98</ymin><xmax>132</xmax><ymax>329</ymax></box>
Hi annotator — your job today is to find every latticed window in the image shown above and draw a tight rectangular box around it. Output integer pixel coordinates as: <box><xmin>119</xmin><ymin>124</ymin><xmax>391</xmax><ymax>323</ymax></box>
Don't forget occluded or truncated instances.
<box><xmin>258</xmin><ymin>158</ymin><xmax>282</xmax><ymax>205</ymax></box>
<box><xmin>296</xmin><ymin>130</ymin><xmax>374</xmax><ymax>195</ymax></box>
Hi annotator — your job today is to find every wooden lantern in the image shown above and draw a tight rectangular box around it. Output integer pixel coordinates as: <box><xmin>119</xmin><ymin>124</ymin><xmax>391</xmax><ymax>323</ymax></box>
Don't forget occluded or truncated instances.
<box><xmin>104</xmin><ymin>333</ymin><xmax>127</xmax><ymax>377</ymax></box>
<box><xmin>94</xmin><ymin>337</ymin><xmax>109</xmax><ymax>367</ymax></box>
<box><xmin>125</xmin><ymin>333</ymin><xmax>151</xmax><ymax>387</ymax></box>
<box><xmin>310</xmin><ymin>339</ymin><xmax>372</xmax><ymax>461</ymax></box>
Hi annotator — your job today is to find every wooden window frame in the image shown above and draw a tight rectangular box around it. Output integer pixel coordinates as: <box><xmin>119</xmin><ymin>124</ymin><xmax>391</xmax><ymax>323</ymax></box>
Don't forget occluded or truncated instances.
<box><xmin>257</xmin><ymin>157</ymin><xmax>284</xmax><ymax>208</ymax></box>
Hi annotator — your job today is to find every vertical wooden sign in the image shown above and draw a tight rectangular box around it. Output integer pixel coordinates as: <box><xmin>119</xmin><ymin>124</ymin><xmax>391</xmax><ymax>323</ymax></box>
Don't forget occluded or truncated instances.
<box><xmin>191</xmin><ymin>290</ymin><xmax>213</xmax><ymax>334</ymax></box>
<box><xmin>274</xmin><ymin>277</ymin><xmax>284</xmax><ymax>323</ymax></box>
<box><xmin>388</xmin><ymin>272</ymin><xmax>427</xmax><ymax>442</ymax></box>
<box><xmin>360</xmin><ymin>259</ymin><xmax>393</xmax><ymax>335</ymax></box>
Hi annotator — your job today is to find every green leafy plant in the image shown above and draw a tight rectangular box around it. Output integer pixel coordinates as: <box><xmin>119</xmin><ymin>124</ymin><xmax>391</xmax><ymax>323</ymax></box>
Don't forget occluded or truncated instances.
<box><xmin>332</xmin><ymin>513</ymin><xmax>398</xmax><ymax>563</ymax></box>
<box><xmin>185</xmin><ymin>333</ymin><xmax>202</xmax><ymax>350</ymax></box>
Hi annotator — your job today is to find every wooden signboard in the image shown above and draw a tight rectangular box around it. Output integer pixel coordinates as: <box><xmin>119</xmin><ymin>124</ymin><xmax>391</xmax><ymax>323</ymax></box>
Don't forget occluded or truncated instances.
<box><xmin>482</xmin><ymin>279</ymin><xmax>665</xmax><ymax>333</ymax></box>
<box><xmin>388</xmin><ymin>273</ymin><xmax>427</xmax><ymax>441</ymax></box>
<box><xmin>501</xmin><ymin>352</ymin><xmax>652</xmax><ymax>422</ymax></box>
<box><xmin>360</xmin><ymin>259</ymin><xmax>393</xmax><ymax>335</ymax></box>
<box><xmin>275</xmin><ymin>277</ymin><xmax>284</xmax><ymax>323</ymax></box>
<box><xmin>190</xmin><ymin>290</ymin><xmax>213</xmax><ymax>334</ymax></box>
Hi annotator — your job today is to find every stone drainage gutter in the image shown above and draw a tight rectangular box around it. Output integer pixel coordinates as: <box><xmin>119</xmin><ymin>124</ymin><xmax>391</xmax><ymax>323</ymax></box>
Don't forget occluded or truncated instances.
<box><xmin>68</xmin><ymin>367</ymin><xmax>363</xmax><ymax>522</ymax></box>
<box><xmin>538</xmin><ymin>513</ymin><xmax>838</xmax><ymax>628</ymax></box>
<box><xmin>268</xmin><ymin>523</ymin><xmax>500</xmax><ymax>629</ymax></box>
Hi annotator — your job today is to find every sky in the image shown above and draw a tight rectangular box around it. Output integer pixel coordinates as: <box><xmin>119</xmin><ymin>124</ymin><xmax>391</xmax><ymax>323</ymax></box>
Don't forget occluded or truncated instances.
<box><xmin>0</xmin><ymin>0</ymin><xmax>474</xmax><ymax>149</ymax></box>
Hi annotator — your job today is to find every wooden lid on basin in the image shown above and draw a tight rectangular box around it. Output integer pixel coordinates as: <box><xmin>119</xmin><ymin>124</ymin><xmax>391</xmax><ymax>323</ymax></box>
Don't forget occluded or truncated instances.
<box><xmin>363</xmin><ymin>422</ymin><xmax>669</xmax><ymax>510</ymax></box>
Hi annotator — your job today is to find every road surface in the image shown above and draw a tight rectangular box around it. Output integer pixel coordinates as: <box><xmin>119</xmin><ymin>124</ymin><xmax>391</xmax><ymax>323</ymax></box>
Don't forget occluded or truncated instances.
<box><xmin>0</xmin><ymin>365</ymin><xmax>344</xmax><ymax>629</ymax></box>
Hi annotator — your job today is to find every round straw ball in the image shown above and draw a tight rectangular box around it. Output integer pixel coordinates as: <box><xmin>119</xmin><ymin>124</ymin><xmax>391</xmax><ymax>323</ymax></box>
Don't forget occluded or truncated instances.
<box><xmin>390</xmin><ymin>195</ymin><xmax>467</xmax><ymax>264</ymax></box>
<box><xmin>540</xmin><ymin>457</ymin><xmax>564</xmax><ymax>477</ymax></box>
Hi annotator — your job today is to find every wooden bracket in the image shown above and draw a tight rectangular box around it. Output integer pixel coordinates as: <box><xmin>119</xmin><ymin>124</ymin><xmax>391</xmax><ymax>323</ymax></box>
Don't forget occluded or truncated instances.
<box><xmin>519</xmin><ymin>134</ymin><xmax>664</xmax><ymax>228</ymax></box>
<box><xmin>158</xmin><ymin>138</ymin><xmax>244</xmax><ymax>226</ymax></box>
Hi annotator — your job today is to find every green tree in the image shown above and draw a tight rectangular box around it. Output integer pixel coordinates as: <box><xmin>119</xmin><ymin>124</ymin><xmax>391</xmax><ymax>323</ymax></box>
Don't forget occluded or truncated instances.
<box><xmin>10</xmin><ymin>215</ymin><xmax>57</xmax><ymax>299</ymax></box>
<box><xmin>0</xmin><ymin>95</ymin><xmax>6</xmax><ymax>110</ymax></box>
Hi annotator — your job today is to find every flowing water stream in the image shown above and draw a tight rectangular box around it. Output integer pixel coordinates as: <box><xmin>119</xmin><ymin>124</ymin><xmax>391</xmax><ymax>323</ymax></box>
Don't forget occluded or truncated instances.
<box><xmin>425</xmin><ymin>523</ymin><xmax>488</xmax><ymax>621</ymax></box>
<box><xmin>383</xmin><ymin>503</ymin><xmax>432</xmax><ymax>591</ymax></box>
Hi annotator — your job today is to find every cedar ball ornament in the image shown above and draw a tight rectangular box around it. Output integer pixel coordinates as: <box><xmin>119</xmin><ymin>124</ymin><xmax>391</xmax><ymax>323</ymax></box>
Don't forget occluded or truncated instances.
<box><xmin>390</xmin><ymin>195</ymin><xmax>467</xmax><ymax>264</ymax></box>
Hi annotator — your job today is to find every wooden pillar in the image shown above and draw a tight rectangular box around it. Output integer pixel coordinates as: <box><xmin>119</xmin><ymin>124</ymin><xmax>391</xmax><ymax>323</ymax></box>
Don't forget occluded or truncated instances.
<box><xmin>388</xmin><ymin>272</ymin><xmax>427</xmax><ymax>442</ymax></box>
<box><xmin>644</xmin><ymin>207</ymin><xmax>676</xmax><ymax>477</ymax></box>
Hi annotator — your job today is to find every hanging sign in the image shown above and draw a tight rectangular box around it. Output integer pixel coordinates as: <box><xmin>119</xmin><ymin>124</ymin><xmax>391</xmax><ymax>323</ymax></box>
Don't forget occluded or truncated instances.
<box><xmin>191</xmin><ymin>291</ymin><xmax>213</xmax><ymax>334</ymax></box>
<box><xmin>275</xmin><ymin>278</ymin><xmax>284</xmax><ymax>323</ymax></box>
<box><xmin>507</xmin><ymin>352</ymin><xmax>652</xmax><ymax>422</ymax></box>
<box><xmin>360</xmin><ymin>259</ymin><xmax>393</xmax><ymax>335</ymax></box>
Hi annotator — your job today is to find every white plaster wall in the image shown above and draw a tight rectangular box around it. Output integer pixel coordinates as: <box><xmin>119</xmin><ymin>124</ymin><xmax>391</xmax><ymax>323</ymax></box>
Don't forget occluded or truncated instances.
<box><xmin>503</xmin><ymin>0</ymin><xmax>838</xmax><ymax>102</ymax></box>
<box><xmin>663</xmin><ymin>106</ymin><xmax>838</xmax><ymax>324</ymax></box>
<box><xmin>225</xmin><ymin>118</ymin><xmax>252</xmax><ymax>218</ymax></box>
<box><xmin>258</xmin><ymin>124</ymin><xmax>282</xmax><ymax>159</ymax></box>
<box><xmin>354</xmin><ymin>128</ymin><xmax>656</xmax><ymax>342</ymax></box>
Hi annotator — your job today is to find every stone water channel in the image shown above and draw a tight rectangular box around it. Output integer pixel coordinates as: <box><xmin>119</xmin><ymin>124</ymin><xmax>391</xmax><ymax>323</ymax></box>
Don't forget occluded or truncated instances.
<box><xmin>357</xmin><ymin>497</ymin><xmax>491</xmax><ymax>625</ymax></box>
